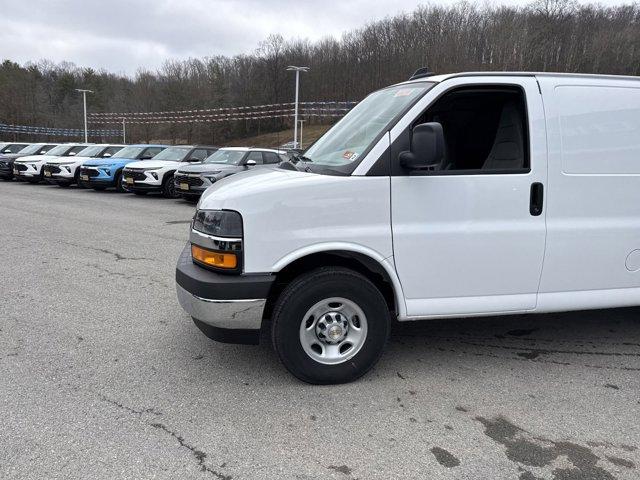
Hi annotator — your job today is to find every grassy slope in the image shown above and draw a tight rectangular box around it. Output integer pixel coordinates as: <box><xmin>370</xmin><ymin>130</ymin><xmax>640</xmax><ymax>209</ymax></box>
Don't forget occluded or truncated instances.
<box><xmin>220</xmin><ymin>124</ymin><xmax>332</xmax><ymax>149</ymax></box>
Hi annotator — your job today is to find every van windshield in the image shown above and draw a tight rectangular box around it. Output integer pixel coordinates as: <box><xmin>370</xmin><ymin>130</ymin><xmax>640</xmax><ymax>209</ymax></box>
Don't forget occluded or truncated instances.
<box><xmin>302</xmin><ymin>82</ymin><xmax>433</xmax><ymax>175</ymax></box>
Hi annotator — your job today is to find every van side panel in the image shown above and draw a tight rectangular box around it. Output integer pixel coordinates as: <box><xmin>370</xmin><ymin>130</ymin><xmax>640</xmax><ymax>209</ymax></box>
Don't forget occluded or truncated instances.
<box><xmin>537</xmin><ymin>76</ymin><xmax>640</xmax><ymax>310</ymax></box>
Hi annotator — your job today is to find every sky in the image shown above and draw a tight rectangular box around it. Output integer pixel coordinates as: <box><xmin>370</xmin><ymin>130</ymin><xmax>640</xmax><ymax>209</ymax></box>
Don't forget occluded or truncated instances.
<box><xmin>0</xmin><ymin>0</ymin><xmax>630</xmax><ymax>75</ymax></box>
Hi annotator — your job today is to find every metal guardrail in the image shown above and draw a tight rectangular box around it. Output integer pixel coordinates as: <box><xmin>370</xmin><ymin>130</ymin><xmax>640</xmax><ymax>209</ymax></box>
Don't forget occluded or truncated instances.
<box><xmin>0</xmin><ymin>123</ymin><xmax>122</xmax><ymax>137</ymax></box>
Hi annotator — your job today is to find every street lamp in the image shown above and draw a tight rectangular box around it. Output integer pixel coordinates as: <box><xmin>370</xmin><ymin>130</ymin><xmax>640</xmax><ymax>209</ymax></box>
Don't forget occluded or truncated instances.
<box><xmin>298</xmin><ymin>119</ymin><xmax>306</xmax><ymax>149</ymax></box>
<box><xmin>75</xmin><ymin>88</ymin><xmax>93</xmax><ymax>143</ymax></box>
<box><xmin>286</xmin><ymin>66</ymin><xmax>309</xmax><ymax>149</ymax></box>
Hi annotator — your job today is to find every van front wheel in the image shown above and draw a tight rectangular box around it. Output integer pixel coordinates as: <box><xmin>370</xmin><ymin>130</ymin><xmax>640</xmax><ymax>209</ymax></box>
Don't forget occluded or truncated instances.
<box><xmin>272</xmin><ymin>267</ymin><xmax>390</xmax><ymax>384</ymax></box>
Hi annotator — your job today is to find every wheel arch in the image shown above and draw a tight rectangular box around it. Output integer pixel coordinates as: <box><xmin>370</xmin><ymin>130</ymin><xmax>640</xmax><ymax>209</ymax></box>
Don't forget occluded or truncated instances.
<box><xmin>263</xmin><ymin>246</ymin><xmax>406</xmax><ymax>322</ymax></box>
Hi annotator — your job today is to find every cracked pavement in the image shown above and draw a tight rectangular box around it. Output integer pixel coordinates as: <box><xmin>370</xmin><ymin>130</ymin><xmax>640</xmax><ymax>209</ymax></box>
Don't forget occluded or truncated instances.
<box><xmin>1</xmin><ymin>181</ymin><xmax>640</xmax><ymax>479</ymax></box>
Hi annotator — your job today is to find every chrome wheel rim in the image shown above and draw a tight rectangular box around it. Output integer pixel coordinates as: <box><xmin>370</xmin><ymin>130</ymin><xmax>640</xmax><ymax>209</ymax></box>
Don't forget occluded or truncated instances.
<box><xmin>299</xmin><ymin>297</ymin><xmax>368</xmax><ymax>365</ymax></box>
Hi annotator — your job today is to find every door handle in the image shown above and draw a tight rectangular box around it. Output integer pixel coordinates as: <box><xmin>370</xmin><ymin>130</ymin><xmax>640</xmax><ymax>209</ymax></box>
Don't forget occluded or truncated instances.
<box><xmin>530</xmin><ymin>182</ymin><xmax>544</xmax><ymax>216</ymax></box>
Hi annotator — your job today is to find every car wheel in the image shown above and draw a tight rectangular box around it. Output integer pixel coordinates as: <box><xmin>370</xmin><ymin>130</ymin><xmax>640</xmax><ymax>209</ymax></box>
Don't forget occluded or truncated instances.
<box><xmin>163</xmin><ymin>175</ymin><xmax>179</xmax><ymax>198</ymax></box>
<box><xmin>115</xmin><ymin>172</ymin><xmax>125</xmax><ymax>193</ymax></box>
<box><xmin>272</xmin><ymin>267</ymin><xmax>390</xmax><ymax>384</ymax></box>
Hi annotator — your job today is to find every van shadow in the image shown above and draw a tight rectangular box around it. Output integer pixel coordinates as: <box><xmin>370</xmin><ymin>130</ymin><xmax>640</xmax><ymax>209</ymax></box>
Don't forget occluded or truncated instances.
<box><xmin>385</xmin><ymin>306</ymin><xmax>640</xmax><ymax>375</ymax></box>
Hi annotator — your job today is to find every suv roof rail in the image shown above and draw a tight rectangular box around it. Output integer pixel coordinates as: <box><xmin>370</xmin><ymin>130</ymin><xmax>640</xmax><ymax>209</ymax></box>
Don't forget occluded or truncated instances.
<box><xmin>409</xmin><ymin>67</ymin><xmax>436</xmax><ymax>80</ymax></box>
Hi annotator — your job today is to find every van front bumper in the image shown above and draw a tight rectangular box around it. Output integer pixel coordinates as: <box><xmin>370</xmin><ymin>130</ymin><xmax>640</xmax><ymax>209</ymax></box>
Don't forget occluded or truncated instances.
<box><xmin>175</xmin><ymin>242</ymin><xmax>274</xmax><ymax>344</ymax></box>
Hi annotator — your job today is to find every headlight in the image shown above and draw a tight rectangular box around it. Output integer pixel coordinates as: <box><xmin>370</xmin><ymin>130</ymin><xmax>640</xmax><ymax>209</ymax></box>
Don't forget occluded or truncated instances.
<box><xmin>190</xmin><ymin>209</ymin><xmax>243</xmax><ymax>272</ymax></box>
<box><xmin>192</xmin><ymin>210</ymin><xmax>242</xmax><ymax>237</ymax></box>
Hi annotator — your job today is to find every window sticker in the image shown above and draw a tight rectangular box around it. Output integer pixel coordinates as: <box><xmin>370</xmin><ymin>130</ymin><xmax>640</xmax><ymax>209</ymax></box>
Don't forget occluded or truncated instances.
<box><xmin>342</xmin><ymin>151</ymin><xmax>359</xmax><ymax>161</ymax></box>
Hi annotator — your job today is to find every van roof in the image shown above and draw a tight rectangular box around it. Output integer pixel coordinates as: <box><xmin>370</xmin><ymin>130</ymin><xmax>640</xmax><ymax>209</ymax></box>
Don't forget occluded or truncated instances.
<box><xmin>402</xmin><ymin>71</ymin><xmax>640</xmax><ymax>85</ymax></box>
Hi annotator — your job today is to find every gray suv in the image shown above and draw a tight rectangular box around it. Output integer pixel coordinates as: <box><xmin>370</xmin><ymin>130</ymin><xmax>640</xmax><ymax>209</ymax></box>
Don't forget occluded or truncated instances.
<box><xmin>174</xmin><ymin>147</ymin><xmax>285</xmax><ymax>201</ymax></box>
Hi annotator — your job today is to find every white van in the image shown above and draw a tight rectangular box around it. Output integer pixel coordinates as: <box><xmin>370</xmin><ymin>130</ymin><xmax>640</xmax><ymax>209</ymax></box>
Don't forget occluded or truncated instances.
<box><xmin>176</xmin><ymin>71</ymin><xmax>640</xmax><ymax>384</ymax></box>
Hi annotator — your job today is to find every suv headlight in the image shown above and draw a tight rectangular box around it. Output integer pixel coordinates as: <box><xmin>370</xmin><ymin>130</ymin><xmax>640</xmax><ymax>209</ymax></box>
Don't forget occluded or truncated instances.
<box><xmin>190</xmin><ymin>209</ymin><xmax>243</xmax><ymax>271</ymax></box>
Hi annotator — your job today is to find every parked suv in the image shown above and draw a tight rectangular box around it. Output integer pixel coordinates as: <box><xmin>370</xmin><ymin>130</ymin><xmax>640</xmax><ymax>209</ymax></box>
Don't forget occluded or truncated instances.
<box><xmin>174</xmin><ymin>147</ymin><xmax>285</xmax><ymax>200</ymax></box>
<box><xmin>122</xmin><ymin>145</ymin><xmax>218</xmax><ymax>198</ymax></box>
<box><xmin>14</xmin><ymin>144</ymin><xmax>89</xmax><ymax>183</ymax></box>
<box><xmin>0</xmin><ymin>143</ymin><xmax>58</xmax><ymax>180</ymax></box>
<box><xmin>176</xmin><ymin>71</ymin><xmax>640</xmax><ymax>384</ymax></box>
<box><xmin>79</xmin><ymin>144</ymin><xmax>167</xmax><ymax>191</ymax></box>
<box><xmin>43</xmin><ymin>144</ymin><xmax>124</xmax><ymax>187</ymax></box>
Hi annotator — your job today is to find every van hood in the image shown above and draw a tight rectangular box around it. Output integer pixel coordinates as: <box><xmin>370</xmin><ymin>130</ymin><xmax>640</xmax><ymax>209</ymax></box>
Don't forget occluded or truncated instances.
<box><xmin>199</xmin><ymin>166</ymin><xmax>325</xmax><ymax>208</ymax></box>
<box><xmin>125</xmin><ymin>160</ymin><xmax>183</xmax><ymax>169</ymax></box>
<box><xmin>177</xmin><ymin>163</ymin><xmax>239</xmax><ymax>174</ymax></box>
<box><xmin>83</xmin><ymin>157</ymin><xmax>136</xmax><ymax>167</ymax></box>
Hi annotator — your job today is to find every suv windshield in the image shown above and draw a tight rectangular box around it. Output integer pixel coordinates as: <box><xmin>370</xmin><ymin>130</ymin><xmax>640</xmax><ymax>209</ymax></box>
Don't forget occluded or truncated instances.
<box><xmin>112</xmin><ymin>146</ymin><xmax>145</xmax><ymax>159</ymax></box>
<box><xmin>152</xmin><ymin>147</ymin><xmax>190</xmax><ymax>161</ymax></box>
<box><xmin>16</xmin><ymin>144</ymin><xmax>47</xmax><ymax>155</ymax></box>
<box><xmin>76</xmin><ymin>145</ymin><xmax>105</xmax><ymax>157</ymax></box>
<box><xmin>204</xmin><ymin>150</ymin><xmax>246</xmax><ymax>165</ymax></box>
<box><xmin>2</xmin><ymin>144</ymin><xmax>29</xmax><ymax>154</ymax></box>
<box><xmin>302</xmin><ymin>82</ymin><xmax>433</xmax><ymax>175</ymax></box>
<box><xmin>47</xmin><ymin>145</ymin><xmax>77</xmax><ymax>156</ymax></box>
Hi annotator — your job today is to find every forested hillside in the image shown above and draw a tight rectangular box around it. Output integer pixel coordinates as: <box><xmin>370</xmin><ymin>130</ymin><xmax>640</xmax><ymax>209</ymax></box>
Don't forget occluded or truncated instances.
<box><xmin>2</xmin><ymin>0</ymin><xmax>640</xmax><ymax>144</ymax></box>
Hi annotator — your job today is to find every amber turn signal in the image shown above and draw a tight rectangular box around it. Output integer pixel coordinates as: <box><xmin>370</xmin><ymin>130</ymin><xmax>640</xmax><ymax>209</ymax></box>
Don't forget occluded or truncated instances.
<box><xmin>191</xmin><ymin>244</ymin><xmax>237</xmax><ymax>269</ymax></box>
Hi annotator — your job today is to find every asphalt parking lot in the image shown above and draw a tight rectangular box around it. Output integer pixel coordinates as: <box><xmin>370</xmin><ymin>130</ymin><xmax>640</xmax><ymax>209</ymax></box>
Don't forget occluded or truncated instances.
<box><xmin>1</xmin><ymin>180</ymin><xmax>639</xmax><ymax>480</ymax></box>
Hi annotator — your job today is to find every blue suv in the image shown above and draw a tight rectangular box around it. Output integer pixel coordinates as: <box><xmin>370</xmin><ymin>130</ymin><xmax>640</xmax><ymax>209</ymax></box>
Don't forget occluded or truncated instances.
<box><xmin>79</xmin><ymin>144</ymin><xmax>167</xmax><ymax>191</ymax></box>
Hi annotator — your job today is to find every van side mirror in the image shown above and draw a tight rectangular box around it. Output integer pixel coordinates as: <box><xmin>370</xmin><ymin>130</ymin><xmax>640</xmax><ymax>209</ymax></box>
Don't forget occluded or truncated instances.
<box><xmin>245</xmin><ymin>159</ymin><xmax>257</xmax><ymax>167</ymax></box>
<box><xmin>399</xmin><ymin>122</ymin><xmax>445</xmax><ymax>171</ymax></box>
<box><xmin>103</xmin><ymin>153</ymin><xmax>112</xmax><ymax>158</ymax></box>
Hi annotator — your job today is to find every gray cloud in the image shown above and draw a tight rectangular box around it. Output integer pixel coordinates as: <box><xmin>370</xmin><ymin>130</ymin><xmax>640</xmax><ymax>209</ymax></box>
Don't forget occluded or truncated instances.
<box><xmin>0</xmin><ymin>0</ymin><xmax>629</xmax><ymax>74</ymax></box>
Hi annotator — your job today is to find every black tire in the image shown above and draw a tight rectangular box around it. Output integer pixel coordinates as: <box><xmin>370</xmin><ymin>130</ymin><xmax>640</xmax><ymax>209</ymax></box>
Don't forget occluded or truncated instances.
<box><xmin>115</xmin><ymin>171</ymin><xmax>125</xmax><ymax>193</ymax></box>
<box><xmin>271</xmin><ymin>267</ymin><xmax>390</xmax><ymax>384</ymax></box>
<box><xmin>133</xmin><ymin>191</ymin><xmax>147</xmax><ymax>196</ymax></box>
<box><xmin>162</xmin><ymin>174</ymin><xmax>179</xmax><ymax>198</ymax></box>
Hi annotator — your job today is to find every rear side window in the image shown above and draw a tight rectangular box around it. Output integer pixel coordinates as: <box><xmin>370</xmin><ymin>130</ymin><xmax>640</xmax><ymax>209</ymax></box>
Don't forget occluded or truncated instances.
<box><xmin>263</xmin><ymin>152</ymin><xmax>281</xmax><ymax>164</ymax></box>
<box><xmin>102</xmin><ymin>146</ymin><xmax>123</xmax><ymax>157</ymax></box>
<box><xmin>556</xmin><ymin>85</ymin><xmax>640</xmax><ymax>174</ymax></box>
<box><xmin>245</xmin><ymin>151</ymin><xmax>263</xmax><ymax>164</ymax></box>
<box><xmin>188</xmin><ymin>149</ymin><xmax>209</xmax><ymax>161</ymax></box>
<box><xmin>142</xmin><ymin>147</ymin><xmax>163</xmax><ymax>158</ymax></box>
<box><xmin>66</xmin><ymin>146</ymin><xmax>87</xmax><ymax>156</ymax></box>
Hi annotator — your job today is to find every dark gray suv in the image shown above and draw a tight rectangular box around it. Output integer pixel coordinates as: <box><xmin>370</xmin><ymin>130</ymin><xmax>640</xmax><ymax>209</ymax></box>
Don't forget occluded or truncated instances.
<box><xmin>174</xmin><ymin>147</ymin><xmax>285</xmax><ymax>201</ymax></box>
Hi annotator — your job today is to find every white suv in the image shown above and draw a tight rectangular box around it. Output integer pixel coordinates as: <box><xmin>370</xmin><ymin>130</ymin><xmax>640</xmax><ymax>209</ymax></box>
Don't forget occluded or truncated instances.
<box><xmin>14</xmin><ymin>144</ymin><xmax>90</xmax><ymax>183</ymax></box>
<box><xmin>122</xmin><ymin>145</ymin><xmax>217</xmax><ymax>198</ymax></box>
<box><xmin>43</xmin><ymin>144</ymin><xmax>124</xmax><ymax>187</ymax></box>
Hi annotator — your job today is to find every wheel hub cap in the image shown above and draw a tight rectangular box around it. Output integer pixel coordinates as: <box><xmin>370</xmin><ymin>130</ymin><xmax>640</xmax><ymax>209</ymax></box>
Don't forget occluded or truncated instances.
<box><xmin>299</xmin><ymin>297</ymin><xmax>368</xmax><ymax>365</ymax></box>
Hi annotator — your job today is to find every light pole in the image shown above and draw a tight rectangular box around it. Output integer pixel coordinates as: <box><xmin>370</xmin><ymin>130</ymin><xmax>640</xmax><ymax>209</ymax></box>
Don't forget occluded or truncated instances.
<box><xmin>298</xmin><ymin>119</ymin><xmax>306</xmax><ymax>149</ymax></box>
<box><xmin>122</xmin><ymin>118</ymin><xmax>126</xmax><ymax>143</ymax></box>
<box><xmin>286</xmin><ymin>66</ymin><xmax>309</xmax><ymax>149</ymax></box>
<box><xmin>75</xmin><ymin>88</ymin><xmax>93</xmax><ymax>143</ymax></box>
